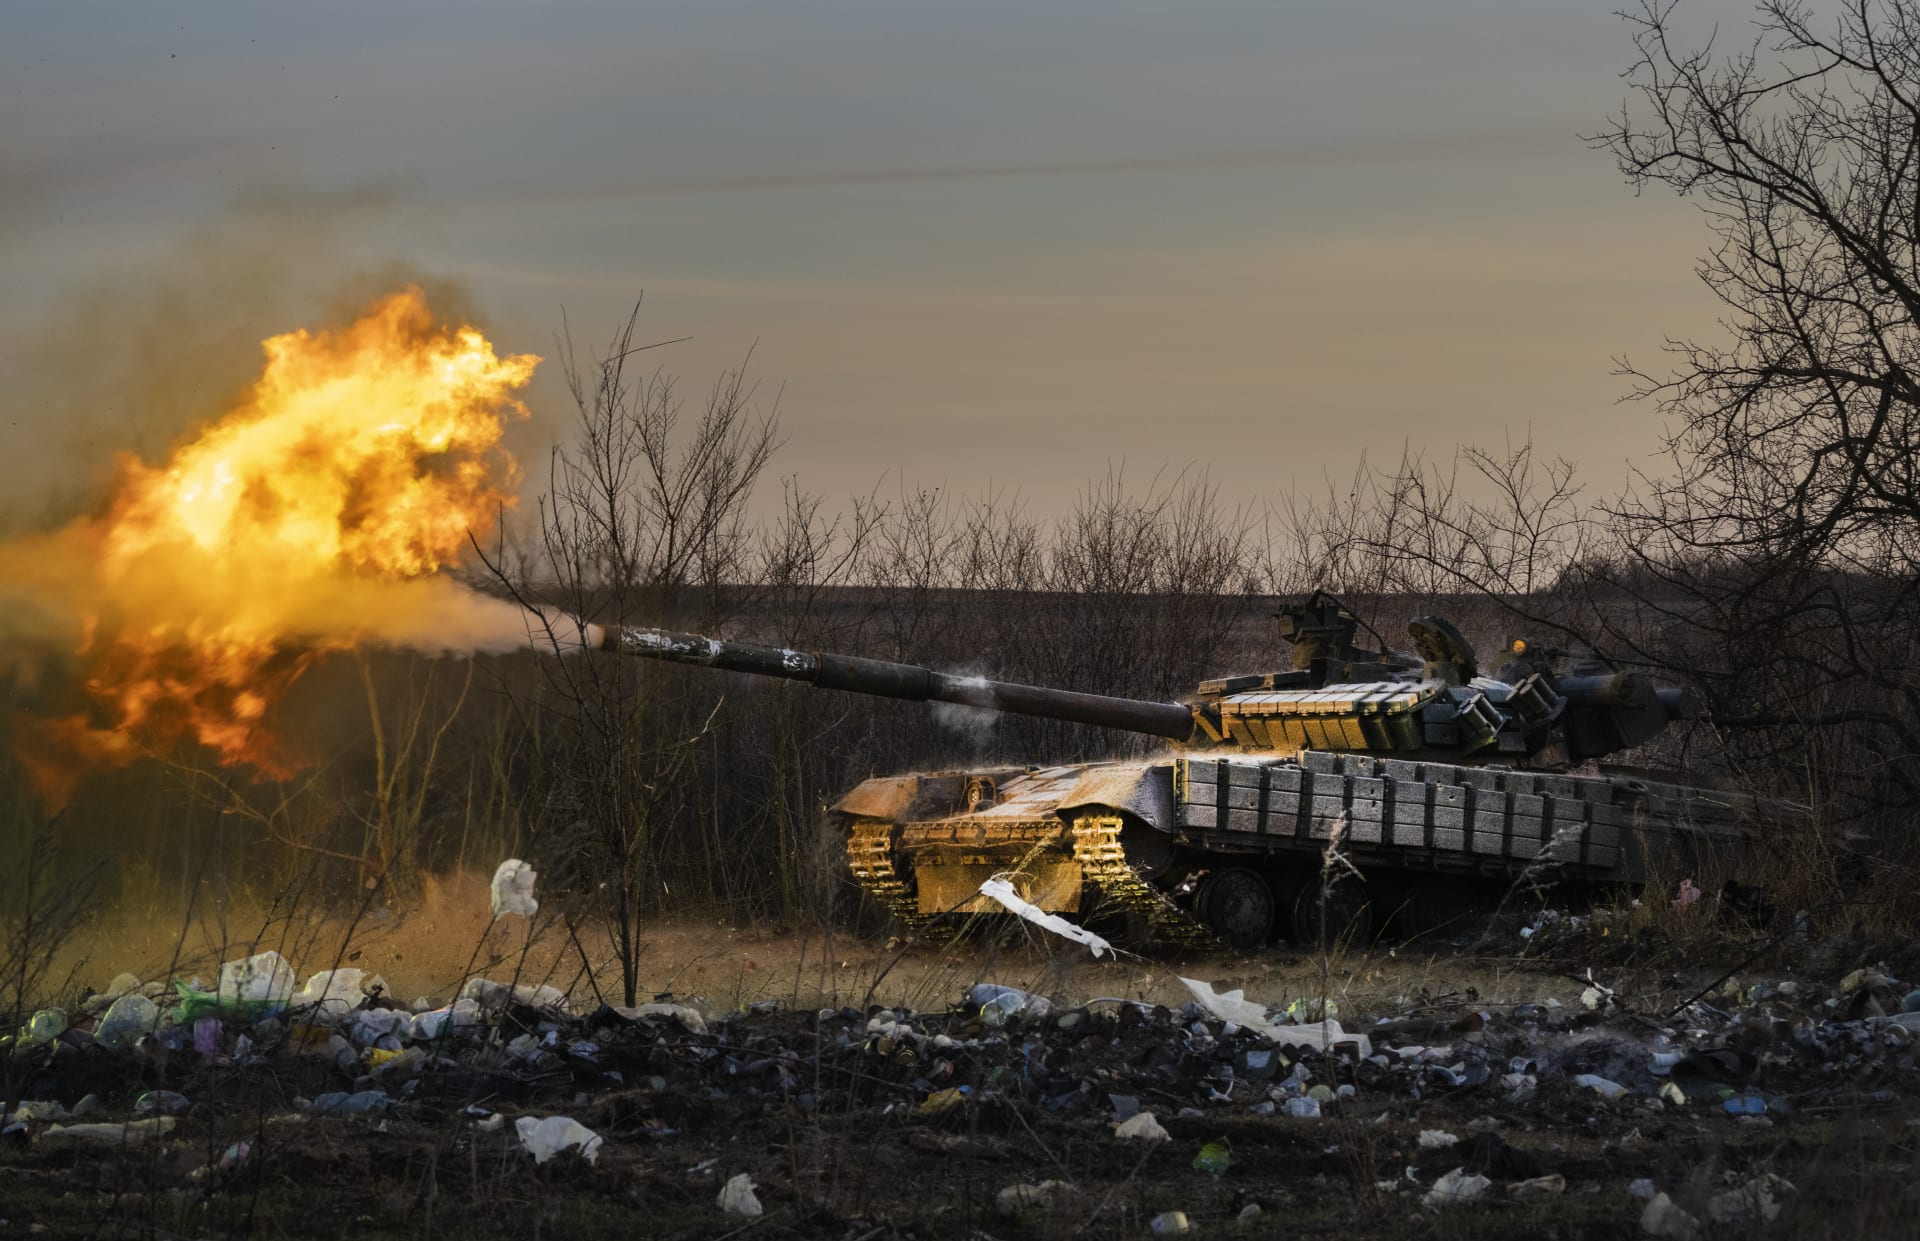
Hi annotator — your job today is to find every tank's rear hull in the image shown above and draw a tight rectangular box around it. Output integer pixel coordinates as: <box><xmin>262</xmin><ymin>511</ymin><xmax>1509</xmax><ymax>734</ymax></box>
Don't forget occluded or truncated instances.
<box><xmin>835</xmin><ymin>749</ymin><xmax>1773</xmax><ymax>948</ymax></box>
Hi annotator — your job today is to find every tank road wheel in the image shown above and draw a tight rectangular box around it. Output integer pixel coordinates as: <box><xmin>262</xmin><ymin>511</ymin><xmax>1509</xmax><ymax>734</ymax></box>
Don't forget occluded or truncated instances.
<box><xmin>1290</xmin><ymin>873</ymin><xmax>1374</xmax><ymax>949</ymax></box>
<box><xmin>1194</xmin><ymin>868</ymin><xmax>1275</xmax><ymax>951</ymax></box>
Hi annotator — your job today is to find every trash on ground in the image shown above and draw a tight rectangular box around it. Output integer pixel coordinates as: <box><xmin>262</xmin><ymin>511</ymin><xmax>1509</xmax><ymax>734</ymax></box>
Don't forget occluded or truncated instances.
<box><xmin>490</xmin><ymin>858</ymin><xmax>539</xmax><ymax>918</ymax></box>
<box><xmin>977</xmin><ymin>876</ymin><xmax>1113</xmax><ymax>958</ymax></box>
<box><xmin>37</xmin><ymin>1117</ymin><xmax>177</xmax><ymax>1147</ymax></box>
<box><xmin>1192</xmin><ymin>1136</ymin><xmax>1233</xmax><ymax>1174</ymax></box>
<box><xmin>1177</xmin><ymin>977</ymin><xmax>1371</xmax><ymax>1057</ymax></box>
<box><xmin>515</xmin><ymin>1115</ymin><xmax>603</xmax><ymax>1165</ymax></box>
<box><xmin>1423</xmin><ymin>1167</ymin><xmax>1492</xmax><ymax>1209</ymax></box>
<box><xmin>717</xmin><ymin>1172</ymin><xmax>763</xmax><ymax>1217</ymax></box>
<box><xmin>1114</xmin><ymin>1111</ymin><xmax>1170</xmax><ymax>1141</ymax></box>
<box><xmin>1641</xmin><ymin>1191</ymin><xmax>1701</xmax><ymax>1239</ymax></box>
<box><xmin>996</xmin><ymin>1180</ymin><xmax>1076</xmax><ymax>1213</ymax></box>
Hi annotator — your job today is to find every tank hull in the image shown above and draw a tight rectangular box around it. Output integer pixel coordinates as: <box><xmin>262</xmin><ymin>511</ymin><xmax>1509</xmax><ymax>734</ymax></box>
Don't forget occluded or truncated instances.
<box><xmin>835</xmin><ymin>750</ymin><xmax>1771</xmax><ymax>948</ymax></box>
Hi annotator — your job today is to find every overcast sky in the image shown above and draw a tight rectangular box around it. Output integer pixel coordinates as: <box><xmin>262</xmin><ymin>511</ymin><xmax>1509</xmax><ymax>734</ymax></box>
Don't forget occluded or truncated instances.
<box><xmin>2</xmin><ymin>0</ymin><xmax>1759</xmax><ymax>522</ymax></box>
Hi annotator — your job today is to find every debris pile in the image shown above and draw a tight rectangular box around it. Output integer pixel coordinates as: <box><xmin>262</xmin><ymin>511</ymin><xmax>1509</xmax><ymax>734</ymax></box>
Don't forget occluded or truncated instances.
<box><xmin>8</xmin><ymin>938</ymin><xmax>1920</xmax><ymax>1233</ymax></box>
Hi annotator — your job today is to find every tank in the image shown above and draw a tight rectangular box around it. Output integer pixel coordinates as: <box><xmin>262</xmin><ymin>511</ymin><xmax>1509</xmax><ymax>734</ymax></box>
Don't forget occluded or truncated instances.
<box><xmin>588</xmin><ymin>593</ymin><xmax>1780</xmax><ymax>949</ymax></box>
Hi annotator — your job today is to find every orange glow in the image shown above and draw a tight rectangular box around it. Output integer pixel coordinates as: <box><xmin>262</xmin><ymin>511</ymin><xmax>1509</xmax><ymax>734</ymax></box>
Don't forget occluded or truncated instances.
<box><xmin>18</xmin><ymin>288</ymin><xmax>538</xmax><ymax>796</ymax></box>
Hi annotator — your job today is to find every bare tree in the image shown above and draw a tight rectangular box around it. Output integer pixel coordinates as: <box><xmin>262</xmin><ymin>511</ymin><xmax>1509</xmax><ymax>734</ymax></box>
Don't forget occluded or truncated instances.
<box><xmin>1591</xmin><ymin>0</ymin><xmax>1920</xmax><ymax>811</ymax></box>
<box><xmin>492</xmin><ymin>303</ymin><xmax>780</xmax><ymax>1005</ymax></box>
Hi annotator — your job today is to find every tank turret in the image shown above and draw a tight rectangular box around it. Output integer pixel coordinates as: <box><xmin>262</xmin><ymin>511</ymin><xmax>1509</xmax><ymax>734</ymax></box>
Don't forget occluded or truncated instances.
<box><xmin>592</xmin><ymin>592</ymin><xmax>1698</xmax><ymax>770</ymax></box>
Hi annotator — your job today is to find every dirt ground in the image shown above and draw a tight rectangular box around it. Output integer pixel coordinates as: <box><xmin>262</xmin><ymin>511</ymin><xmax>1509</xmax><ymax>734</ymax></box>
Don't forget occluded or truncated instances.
<box><xmin>9</xmin><ymin>885</ymin><xmax>1920</xmax><ymax>1240</ymax></box>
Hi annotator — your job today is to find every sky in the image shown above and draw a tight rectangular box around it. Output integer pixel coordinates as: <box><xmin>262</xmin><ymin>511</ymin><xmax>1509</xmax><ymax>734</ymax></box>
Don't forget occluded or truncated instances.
<box><xmin>1</xmin><ymin>0</ymin><xmax>1760</xmax><ymax>525</ymax></box>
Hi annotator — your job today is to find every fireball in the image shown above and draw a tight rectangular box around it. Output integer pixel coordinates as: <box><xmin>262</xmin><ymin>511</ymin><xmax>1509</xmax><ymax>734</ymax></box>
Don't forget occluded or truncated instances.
<box><xmin>9</xmin><ymin>287</ymin><xmax>539</xmax><ymax>800</ymax></box>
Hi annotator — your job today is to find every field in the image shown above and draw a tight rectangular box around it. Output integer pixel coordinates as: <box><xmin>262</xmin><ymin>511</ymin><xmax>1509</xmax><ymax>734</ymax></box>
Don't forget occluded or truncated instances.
<box><xmin>8</xmin><ymin>875</ymin><xmax>1920</xmax><ymax>1241</ymax></box>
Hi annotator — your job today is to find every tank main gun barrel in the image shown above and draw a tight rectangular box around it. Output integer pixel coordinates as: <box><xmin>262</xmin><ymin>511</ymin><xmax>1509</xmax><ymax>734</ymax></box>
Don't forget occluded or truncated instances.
<box><xmin>596</xmin><ymin>625</ymin><xmax>1199</xmax><ymax>741</ymax></box>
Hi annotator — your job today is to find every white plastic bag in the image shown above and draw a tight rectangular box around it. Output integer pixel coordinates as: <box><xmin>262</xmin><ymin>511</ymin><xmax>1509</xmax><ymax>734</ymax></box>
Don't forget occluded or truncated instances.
<box><xmin>1178</xmin><ymin>977</ymin><xmax>1371</xmax><ymax>1057</ymax></box>
<box><xmin>218</xmin><ymin>952</ymin><xmax>296</xmax><ymax>1009</ymax></box>
<box><xmin>491</xmin><ymin>859</ymin><xmax>538</xmax><ymax>918</ymax></box>
<box><xmin>978</xmin><ymin>877</ymin><xmax>1113</xmax><ymax>958</ymax></box>
<box><xmin>515</xmin><ymin>1115</ymin><xmax>602</xmax><ymax>1165</ymax></box>
<box><xmin>717</xmin><ymin>1172</ymin><xmax>763</xmax><ymax>1217</ymax></box>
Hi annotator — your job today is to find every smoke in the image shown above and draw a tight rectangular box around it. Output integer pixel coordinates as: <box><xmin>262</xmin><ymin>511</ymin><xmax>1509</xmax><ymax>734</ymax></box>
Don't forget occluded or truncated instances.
<box><xmin>0</xmin><ymin>184</ymin><xmax>485</xmax><ymax>531</ymax></box>
<box><xmin>930</xmin><ymin>673</ymin><xmax>1001</xmax><ymax>751</ymax></box>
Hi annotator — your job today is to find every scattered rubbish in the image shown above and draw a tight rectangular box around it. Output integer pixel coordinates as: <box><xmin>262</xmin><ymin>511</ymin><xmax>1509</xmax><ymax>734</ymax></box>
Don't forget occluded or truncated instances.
<box><xmin>1149</xmin><ymin>1211</ymin><xmax>1192</xmax><ymax>1234</ymax></box>
<box><xmin>1178</xmin><ymin>977</ymin><xmax>1371</xmax><ymax>1057</ymax></box>
<box><xmin>310</xmin><ymin>1090</ymin><xmax>390</xmax><ymax>1116</ymax></box>
<box><xmin>996</xmin><ymin>1180</ymin><xmax>1076</xmax><ymax>1213</ymax></box>
<box><xmin>1629</xmin><ymin>1178</ymin><xmax>1658</xmax><ymax>1200</ymax></box>
<box><xmin>1281</xmin><ymin>1096</ymin><xmax>1321</xmax><ymax>1118</ymax></box>
<box><xmin>978</xmin><ymin>876</ymin><xmax>1113</xmax><ymax>957</ymax></box>
<box><xmin>717</xmin><ymin>1172</ymin><xmax>763</xmax><ymax>1217</ymax></box>
<box><xmin>37</xmin><ymin>1117</ymin><xmax>177</xmax><ymax>1147</ymax></box>
<box><xmin>192</xmin><ymin>1140</ymin><xmax>254</xmax><ymax>1185</ymax></box>
<box><xmin>515</xmin><ymin>1115</ymin><xmax>603</xmax><ymax>1165</ymax></box>
<box><xmin>95</xmin><ymin>993</ymin><xmax>160</xmax><ymax>1051</ymax></box>
<box><xmin>1192</xmin><ymin>1136</ymin><xmax>1233</xmax><ymax>1174</ymax></box>
<box><xmin>919</xmin><ymin>1086</ymin><xmax>971</xmax><ymax>1116</ymax></box>
<box><xmin>18</xmin><ymin>1009</ymin><xmax>66</xmax><ymax>1047</ymax></box>
<box><xmin>462</xmin><ymin>978</ymin><xmax>570</xmax><ymax>1015</ymax></box>
<box><xmin>1510</xmin><ymin>1174</ymin><xmax>1566</xmax><ymax>1198</ymax></box>
<box><xmin>1114</xmin><ymin>1112</ymin><xmax>1170</xmax><ymax>1141</ymax></box>
<box><xmin>1708</xmin><ymin>1173</ymin><xmax>1794</xmax><ymax>1223</ymax></box>
<box><xmin>1574</xmin><ymin>1074</ymin><xmax>1628</xmax><ymax>1100</ymax></box>
<box><xmin>1418</xmin><ymin>1129</ymin><xmax>1459</xmax><ymax>1150</ymax></box>
<box><xmin>220</xmin><ymin>951</ymin><xmax>297</xmax><ymax>1011</ymax></box>
<box><xmin>1723</xmin><ymin>1094</ymin><xmax>1767</xmax><ymax>1116</ymax></box>
<box><xmin>971</xmin><ymin>983</ymin><xmax>1053</xmax><ymax>1026</ymax></box>
<box><xmin>134</xmin><ymin>1090</ymin><xmax>191</xmax><ymax>1117</ymax></box>
<box><xmin>292</xmin><ymin>969</ymin><xmax>387</xmax><ymax>1021</ymax></box>
<box><xmin>1641</xmin><ymin>1191</ymin><xmax>1700</xmax><ymax>1239</ymax></box>
<box><xmin>490</xmin><ymin>858</ymin><xmax>539</xmax><ymax>918</ymax></box>
<box><xmin>608</xmin><ymin>1002</ymin><xmax>708</xmax><ymax>1035</ymax></box>
<box><xmin>1423</xmin><ymin>1167</ymin><xmax>1492</xmax><ymax>1209</ymax></box>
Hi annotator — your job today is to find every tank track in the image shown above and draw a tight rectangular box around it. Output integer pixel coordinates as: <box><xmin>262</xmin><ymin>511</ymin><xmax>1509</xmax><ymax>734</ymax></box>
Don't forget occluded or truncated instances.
<box><xmin>845</xmin><ymin>818</ymin><xmax>954</xmax><ymax>943</ymax></box>
<box><xmin>1070</xmin><ymin>815</ymin><xmax>1218</xmax><ymax>949</ymax></box>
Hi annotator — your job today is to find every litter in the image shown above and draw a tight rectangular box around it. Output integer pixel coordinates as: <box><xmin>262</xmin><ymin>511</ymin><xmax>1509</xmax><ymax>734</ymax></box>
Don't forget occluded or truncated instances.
<box><xmin>37</xmin><ymin>1117</ymin><xmax>177</xmax><ymax>1147</ymax></box>
<box><xmin>717</xmin><ymin>1172</ymin><xmax>763</xmax><ymax>1217</ymax></box>
<box><xmin>1641</xmin><ymin>1191</ymin><xmax>1700</xmax><ymax>1239</ymax></box>
<box><xmin>970</xmin><ymin>983</ymin><xmax>1053</xmax><ymax>1026</ymax></box>
<box><xmin>515</xmin><ymin>1115</ymin><xmax>603</xmax><ymax>1165</ymax></box>
<box><xmin>1114</xmin><ymin>1112</ymin><xmax>1170</xmax><ymax>1141</ymax></box>
<box><xmin>1178</xmin><ymin>977</ymin><xmax>1371</xmax><ymax>1057</ymax></box>
<box><xmin>996</xmin><ymin>1180</ymin><xmax>1076</xmax><ymax>1213</ymax></box>
<box><xmin>1192</xmin><ymin>1136</ymin><xmax>1233</xmax><ymax>1173</ymax></box>
<box><xmin>977</xmin><ymin>876</ymin><xmax>1113</xmax><ymax>957</ymax></box>
<box><xmin>490</xmin><ymin>858</ymin><xmax>539</xmax><ymax>918</ymax></box>
<box><xmin>1422</xmin><ymin>1167</ymin><xmax>1491</xmax><ymax>1209</ymax></box>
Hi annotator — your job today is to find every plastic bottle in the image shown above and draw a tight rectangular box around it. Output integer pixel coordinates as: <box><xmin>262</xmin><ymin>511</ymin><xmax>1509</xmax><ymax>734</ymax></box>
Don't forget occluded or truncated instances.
<box><xmin>96</xmin><ymin>993</ymin><xmax>160</xmax><ymax>1051</ymax></box>
<box><xmin>969</xmin><ymin>984</ymin><xmax>1052</xmax><ymax>1026</ymax></box>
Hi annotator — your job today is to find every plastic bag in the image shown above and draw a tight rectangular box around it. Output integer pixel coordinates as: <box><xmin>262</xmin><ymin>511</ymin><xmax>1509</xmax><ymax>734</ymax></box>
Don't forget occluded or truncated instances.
<box><xmin>490</xmin><ymin>859</ymin><xmax>538</xmax><ymax>918</ymax></box>
<box><xmin>515</xmin><ymin>1115</ymin><xmax>602</xmax><ymax>1165</ymax></box>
